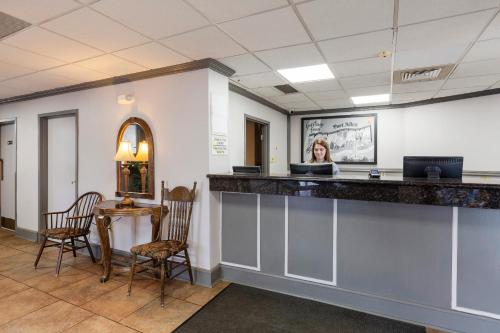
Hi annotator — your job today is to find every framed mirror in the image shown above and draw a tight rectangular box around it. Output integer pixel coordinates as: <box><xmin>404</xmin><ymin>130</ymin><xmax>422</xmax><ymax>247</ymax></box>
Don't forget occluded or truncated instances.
<box><xmin>115</xmin><ymin>117</ymin><xmax>154</xmax><ymax>199</ymax></box>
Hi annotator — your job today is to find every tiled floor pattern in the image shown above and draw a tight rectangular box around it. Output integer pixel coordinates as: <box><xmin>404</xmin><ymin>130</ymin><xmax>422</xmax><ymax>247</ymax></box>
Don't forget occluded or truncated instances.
<box><xmin>0</xmin><ymin>229</ymin><xmax>229</xmax><ymax>333</ymax></box>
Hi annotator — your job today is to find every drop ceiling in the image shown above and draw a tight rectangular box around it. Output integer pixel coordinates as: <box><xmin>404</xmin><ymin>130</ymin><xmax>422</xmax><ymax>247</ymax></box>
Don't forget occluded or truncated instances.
<box><xmin>0</xmin><ymin>0</ymin><xmax>499</xmax><ymax>111</ymax></box>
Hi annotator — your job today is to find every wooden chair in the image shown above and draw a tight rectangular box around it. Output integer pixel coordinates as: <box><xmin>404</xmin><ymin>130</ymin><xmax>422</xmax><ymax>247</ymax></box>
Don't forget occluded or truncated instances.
<box><xmin>128</xmin><ymin>181</ymin><xmax>197</xmax><ymax>307</ymax></box>
<box><xmin>35</xmin><ymin>192</ymin><xmax>104</xmax><ymax>276</ymax></box>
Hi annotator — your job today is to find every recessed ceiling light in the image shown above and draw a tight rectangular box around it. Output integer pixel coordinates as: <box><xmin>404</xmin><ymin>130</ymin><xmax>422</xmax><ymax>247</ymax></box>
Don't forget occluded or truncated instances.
<box><xmin>277</xmin><ymin>64</ymin><xmax>334</xmax><ymax>83</ymax></box>
<box><xmin>351</xmin><ymin>94</ymin><xmax>390</xmax><ymax>105</ymax></box>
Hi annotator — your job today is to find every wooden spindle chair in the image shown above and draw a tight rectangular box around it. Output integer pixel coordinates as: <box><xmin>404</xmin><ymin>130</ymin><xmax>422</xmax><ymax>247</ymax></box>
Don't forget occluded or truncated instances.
<box><xmin>35</xmin><ymin>192</ymin><xmax>104</xmax><ymax>276</ymax></box>
<box><xmin>128</xmin><ymin>181</ymin><xmax>197</xmax><ymax>307</ymax></box>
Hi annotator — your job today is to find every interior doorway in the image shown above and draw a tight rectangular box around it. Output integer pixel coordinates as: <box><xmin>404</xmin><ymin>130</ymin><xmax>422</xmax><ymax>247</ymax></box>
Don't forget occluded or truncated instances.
<box><xmin>0</xmin><ymin>120</ymin><xmax>17</xmax><ymax>231</ymax></box>
<box><xmin>39</xmin><ymin>111</ymin><xmax>78</xmax><ymax>233</ymax></box>
<box><xmin>245</xmin><ymin>115</ymin><xmax>269</xmax><ymax>173</ymax></box>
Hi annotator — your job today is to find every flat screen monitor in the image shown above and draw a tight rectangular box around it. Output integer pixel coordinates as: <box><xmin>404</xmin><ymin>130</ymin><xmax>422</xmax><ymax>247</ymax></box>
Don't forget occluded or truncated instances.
<box><xmin>290</xmin><ymin>163</ymin><xmax>333</xmax><ymax>175</ymax></box>
<box><xmin>232</xmin><ymin>166</ymin><xmax>261</xmax><ymax>174</ymax></box>
<box><xmin>403</xmin><ymin>156</ymin><xmax>463</xmax><ymax>179</ymax></box>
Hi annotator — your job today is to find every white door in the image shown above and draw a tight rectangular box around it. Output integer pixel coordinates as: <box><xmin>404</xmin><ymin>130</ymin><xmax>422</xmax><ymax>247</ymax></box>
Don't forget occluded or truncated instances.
<box><xmin>47</xmin><ymin>116</ymin><xmax>77</xmax><ymax>212</ymax></box>
<box><xmin>0</xmin><ymin>123</ymin><xmax>16</xmax><ymax>229</ymax></box>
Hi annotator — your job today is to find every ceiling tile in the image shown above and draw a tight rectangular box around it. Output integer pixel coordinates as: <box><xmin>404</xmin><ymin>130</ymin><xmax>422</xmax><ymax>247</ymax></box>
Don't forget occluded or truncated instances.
<box><xmin>339</xmin><ymin>72</ymin><xmax>391</xmax><ymax>89</ymax></box>
<box><xmin>332</xmin><ymin>57</ymin><xmax>391</xmax><ymax>78</ymax></box>
<box><xmin>398</xmin><ymin>0</ymin><xmax>500</xmax><ymax>26</ymax></box>
<box><xmin>2</xmin><ymin>27</ymin><xmax>102</xmax><ymax>62</ymax></box>
<box><xmin>219</xmin><ymin>53</ymin><xmax>269</xmax><ymax>76</ymax></box>
<box><xmin>453</xmin><ymin>58</ymin><xmax>500</xmax><ymax>77</ymax></box>
<box><xmin>281</xmin><ymin>100</ymin><xmax>319</xmax><ymax>110</ymax></box>
<box><xmin>0</xmin><ymin>43</ymin><xmax>64</xmax><ymax>70</ymax></box>
<box><xmin>293</xmin><ymin>79</ymin><xmax>342</xmax><ymax>92</ymax></box>
<box><xmin>44</xmin><ymin>64</ymin><xmax>110</xmax><ymax>82</ymax></box>
<box><xmin>306</xmin><ymin>90</ymin><xmax>347</xmax><ymax>101</ymax></box>
<box><xmin>219</xmin><ymin>7</ymin><xmax>310</xmax><ymax>51</ymax></box>
<box><xmin>1</xmin><ymin>70</ymin><xmax>78</xmax><ymax>92</ymax></box>
<box><xmin>435</xmin><ymin>86</ymin><xmax>488</xmax><ymax>97</ymax></box>
<box><xmin>75</xmin><ymin>0</ymin><xmax>99</xmax><ymax>4</ymax></box>
<box><xmin>255</xmin><ymin>43</ymin><xmax>324</xmax><ymax>70</ymax></box>
<box><xmin>391</xmin><ymin>91</ymin><xmax>435</xmax><ymax>103</ymax></box>
<box><xmin>463</xmin><ymin>38</ymin><xmax>500</xmax><ymax>62</ymax></box>
<box><xmin>0</xmin><ymin>0</ymin><xmax>81</xmax><ymax>24</ymax></box>
<box><xmin>0</xmin><ymin>84</ymin><xmax>33</xmax><ymax>98</ymax></box>
<box><xmin>271</xmin><ymin>93</ymin><xmax>309</xmax><ymax>104</ymax></box>
<box><xmin>187</xmin><ymin>0</ymin><xmax>288</xmax><ymax>23</ymax></box>
<box><xmin>232</xmin><ymin>72</ymin><xmax>286</xmax><ymax>88</ymax></box>
<box><xmin>443</xmin><ymin>74</ymin><xmax>500</xmax><ymax>89</ymax></box>
<box><xmin>297</xmin><ymin>0</ymin><xmax>393</xmax><ymax>40</ymax></box>
<box><xmin>160</xmin><ymin>27</ymin><xmax>246</xmax><ymax>59</ymax></box>
<box><xmin>0</xmin><ymin>61</ymin><xmax>33</xmax><ymax>80</ymax></box>
<box><xmin>397</xmin><ymin>10</ymin><xmax>496</xmax><ymax>51</ymax></box>
<box><xmin>42</xmin><ymin>8</ymin><xmax>149</xmax><ymax>52</ymax></box>
<box><xmin>392</xmin><ymin>80</ymin><xmax>444</xmax><ymax>93</ymax></box>
<box><xmin>395</xmin><ymin>44</ymin><xmax>468</xmax><ymax>69</ymax></box>
<box><xmin>316</xmin><ymin>98</ymin><xmax>354</xmax><ymax>109</ymax></box>
<box><xmin>319</xmin><ymin>29</ymin><xmax>393</xmax><ymax>63</ymax></box>
<box><xmin>251</xmin><ymin>87</ymin><xmax>284</xmax><ymax>98</ymax></box>
<box><xmin>344</xmin><ymin>85</ymin><xmax>391</xmax><ymax>96</ymax></box>
<box><xmin>491</xmin><ymin>80</ymin><xmax>500</xmax><ymax>89</ymax></box>
<box><xmin>92</xmin><ymin>0</ymin><xmax>209</xmax><ymax>39</ymax></box>
<box><xmin>75</xmin><ymin>54</ymin><xmax>147</xmax><ymax>76</ymax></box>
<box><xmin>114</xmin><ymin>43</ymin><xmax>190</xmax><ymax>69</ymax></box>
<box><xmin>480</xmin><ymin>11</ymin><xmax>500</xmax><ymax>40</ymax></box>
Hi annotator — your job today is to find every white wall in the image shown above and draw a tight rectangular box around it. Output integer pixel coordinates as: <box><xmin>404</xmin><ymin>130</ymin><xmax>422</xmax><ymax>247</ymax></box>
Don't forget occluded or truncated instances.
<box><xmin>228</xmin><ymin>91</ymin><xmax>288</xmax><ymax>173</ymax></box>
<box><xmin>0</xmin><ymin>123</ymin><xmax>16</xmax><ymax>219</ymax></box>
<box><xmin>291</xmin><ymin>93</ymin><xmax>500</xmax><ymax>172</ymax></box>
<box><xmin>0</xmin><ymin>68</ymin><xmax>220</xmax><ymax>270</ymax></box>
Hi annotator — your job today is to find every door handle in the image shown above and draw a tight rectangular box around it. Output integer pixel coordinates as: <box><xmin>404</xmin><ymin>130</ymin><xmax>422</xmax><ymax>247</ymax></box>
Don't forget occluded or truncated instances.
<box><xmin>71</xmin><ymin>181</ymin><xmax>76</xmax><ymax>184</ymax></box>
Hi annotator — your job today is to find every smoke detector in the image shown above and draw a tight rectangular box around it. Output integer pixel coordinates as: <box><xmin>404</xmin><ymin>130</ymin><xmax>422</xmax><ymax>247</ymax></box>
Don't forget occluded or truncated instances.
<box><xmin>394</xmin><ymin>64</ymin><xmax>454</xmax><ymax>84</ymax></box>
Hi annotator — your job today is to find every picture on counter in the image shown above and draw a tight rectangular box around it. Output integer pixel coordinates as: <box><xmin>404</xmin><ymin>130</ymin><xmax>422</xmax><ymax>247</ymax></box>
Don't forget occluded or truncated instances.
<box><xmin>301</xmin><ymin>114</ymin><xmax>377</xmax><ymax>164</ymax></box>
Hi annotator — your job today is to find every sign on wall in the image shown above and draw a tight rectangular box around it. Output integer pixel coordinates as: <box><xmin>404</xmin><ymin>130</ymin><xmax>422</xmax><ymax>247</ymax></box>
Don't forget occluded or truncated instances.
<box><xmin>301</xmin><ymin>114</ymin><xmax>377</xmax><ymax>164</ymax></box>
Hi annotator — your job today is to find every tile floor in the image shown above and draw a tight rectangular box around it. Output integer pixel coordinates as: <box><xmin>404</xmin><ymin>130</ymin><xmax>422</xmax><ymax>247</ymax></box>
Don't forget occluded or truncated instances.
<box><xmin>0</xmin><ymin>229</ymin><xmax>229</xmax><ymax>333</ymax></box>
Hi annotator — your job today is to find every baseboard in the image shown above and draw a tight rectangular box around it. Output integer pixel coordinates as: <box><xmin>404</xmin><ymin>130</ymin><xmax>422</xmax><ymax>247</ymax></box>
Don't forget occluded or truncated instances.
<box><xmin>1</xmin><ymin>217</ymin><xmax>15</xmax><ymax>230</ymax></box>
<box><xmin>15</xmin><ymin>227</ymin><xmax>38</xmax><ymax>242</ymax></box>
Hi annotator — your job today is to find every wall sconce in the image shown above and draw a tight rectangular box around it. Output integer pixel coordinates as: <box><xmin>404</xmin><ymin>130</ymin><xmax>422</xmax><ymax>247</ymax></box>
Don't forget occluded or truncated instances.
<box><xmin>114</xmin><ymin>140</ymin><xmax>135</xmax><ymax>206</ymax></box>
<box><xmin>117</xmin><ymin>94</ymin><xmax>135</xmax><ymax>105</ymax></box>
<box><xmin>135</xmin><ymin>140</ymin><xmax>149</xmax><ymax>193</ymax></box>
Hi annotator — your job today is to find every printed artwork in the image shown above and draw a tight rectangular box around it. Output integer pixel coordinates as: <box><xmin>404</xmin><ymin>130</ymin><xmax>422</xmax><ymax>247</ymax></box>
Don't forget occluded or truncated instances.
<box><xmin>301</xmin><ymin>114</ymin><xmax>377</xmax><ymax>164</ymax></box>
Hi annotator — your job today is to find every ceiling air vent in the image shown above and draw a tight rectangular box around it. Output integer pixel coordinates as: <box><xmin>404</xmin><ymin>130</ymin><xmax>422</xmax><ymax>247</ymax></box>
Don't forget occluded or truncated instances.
<box><xmin>394</xmin><ymin>64</ymin><xmax>454</xmax><ymax>84</ymax></box>
<box><xmin>0</xmin><ymin>11</ymin><xmax>31</xmax><ymax>39</ymax></box>
<box><xmin>274</xmin><ymin>84</ymin><xmax>298</xmax><ymax>94</ymax></box>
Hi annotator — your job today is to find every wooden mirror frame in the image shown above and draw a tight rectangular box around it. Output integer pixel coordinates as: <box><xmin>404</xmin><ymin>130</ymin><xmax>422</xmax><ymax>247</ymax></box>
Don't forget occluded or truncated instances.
<box><xmin>115</xmin><ymin>117</ymin><xmax>155</xmax><ymax>199</ymax></box>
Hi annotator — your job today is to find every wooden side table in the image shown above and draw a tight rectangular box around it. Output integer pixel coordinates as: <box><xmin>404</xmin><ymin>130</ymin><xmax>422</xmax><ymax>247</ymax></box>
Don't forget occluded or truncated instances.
<box><xmin>93</xmin><ymin>200</ymin><xmax>165</xmax><ymax>282</ymax></box>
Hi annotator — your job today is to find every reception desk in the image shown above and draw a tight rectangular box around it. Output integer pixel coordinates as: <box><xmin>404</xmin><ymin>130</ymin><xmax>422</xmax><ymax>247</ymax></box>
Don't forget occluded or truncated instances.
<box><xmin>208</xmin><ymin>173</ymin><xmax>500</xmax><ymax>333</ymax></box>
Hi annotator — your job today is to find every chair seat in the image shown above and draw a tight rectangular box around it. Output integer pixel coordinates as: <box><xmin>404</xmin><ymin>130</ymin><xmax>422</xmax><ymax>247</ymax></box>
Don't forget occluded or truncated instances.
<box><xmin>131</xmin><ymin>240</ymin><xmax>186</xmax><ymax>259</ymax></box>
<box><xmin>42</xmin><ymin>227</ymin><xmax>87</xmax><ymax>239</ymax></box>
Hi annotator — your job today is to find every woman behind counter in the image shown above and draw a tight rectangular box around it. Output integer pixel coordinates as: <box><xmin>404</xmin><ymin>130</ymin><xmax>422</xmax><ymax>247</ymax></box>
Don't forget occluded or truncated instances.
<box><xmin>309</xmin><ymin>138</ymin><xmax>340</xmax><ymax>175</ymax></box>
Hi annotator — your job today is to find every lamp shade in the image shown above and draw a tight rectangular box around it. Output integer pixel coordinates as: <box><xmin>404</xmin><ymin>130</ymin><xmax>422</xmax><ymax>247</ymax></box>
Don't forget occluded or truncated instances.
<box><xmin>135</xmin><ymin>140</ymin><xmax>149</xmax><ymax>162</ymax></box>
<box><xmin>114</xmin><ymin>141</ymin><xmax>135</xmax><ymax>162</ymax></box>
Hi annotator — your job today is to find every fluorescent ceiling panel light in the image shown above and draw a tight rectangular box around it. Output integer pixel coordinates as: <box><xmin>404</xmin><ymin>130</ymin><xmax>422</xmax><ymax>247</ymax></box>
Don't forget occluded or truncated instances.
<box><xmin>278</xmin><ymin>64</ymin><xmax>334</xmax><ymax>83</ymax></box>
<box><xmin>351</xmin><ymin>94</ymin><xmax>390</xmax><ymax>105</ymax></box>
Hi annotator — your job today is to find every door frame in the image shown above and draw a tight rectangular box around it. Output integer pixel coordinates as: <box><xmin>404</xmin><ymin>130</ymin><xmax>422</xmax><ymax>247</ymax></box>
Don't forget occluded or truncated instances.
<box><xmin>244</xmin><ymin>114</ymin><xmax>270</xmax><ymax>173</ymax></box>
<box><xmin>0</xmin><ymin>118</ymin><xmax>17</xmax><ymax>231</ymax></box>
<box><xmin>38</xmin><ymin>110</ymin><xmax>78</xmax><ymax>235</ymax></box>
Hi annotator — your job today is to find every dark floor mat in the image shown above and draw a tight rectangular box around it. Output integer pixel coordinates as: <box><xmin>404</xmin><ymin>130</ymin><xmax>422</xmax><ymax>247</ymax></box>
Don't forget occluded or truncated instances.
<box><xmin>174</xmin><ymin>283</ymin><xmax>426</xmax><ymax>333</ymax></box>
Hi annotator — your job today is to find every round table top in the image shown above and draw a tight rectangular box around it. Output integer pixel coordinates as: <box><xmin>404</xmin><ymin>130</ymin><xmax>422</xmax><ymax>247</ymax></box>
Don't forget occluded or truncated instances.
<box><xmin>93</xmin><ymin>200</ymin><xmax>162</xmax><ymax>217</ymax></box>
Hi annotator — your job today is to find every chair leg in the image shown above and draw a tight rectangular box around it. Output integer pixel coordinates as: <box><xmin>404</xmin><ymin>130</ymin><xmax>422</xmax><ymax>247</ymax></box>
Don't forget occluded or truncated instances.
<box><xmin>55</xmin><ymin>239</ymin><xmax>65</xmax><ymax>276</ymax></box>
<box><xmin>184</xmin><ymin>249</ymin><xmax>194</xmax><ymax>285</ymax></box>
<box><xmin>83</xmin><ymin>235</ymin><xmax>96</xmax><ymax>263</ymax></box>
<box><xmin>34</xmin><ymin>235</ymin><xmax>48</xmax><ymax>268</ymax></box>
<box><xmin>70</xmin><ymin>237</ymin><xmax>77</xmax><ymax>257</ymax></box>
<box><xmin>160</xmin><ymin>260</ymin><xmax>166</xmax><ymax>307</ymax></box>
<box><xmin>128</xmin><ymin>253</ymin><xmax>137</xmax><ymax>296</ymax></box>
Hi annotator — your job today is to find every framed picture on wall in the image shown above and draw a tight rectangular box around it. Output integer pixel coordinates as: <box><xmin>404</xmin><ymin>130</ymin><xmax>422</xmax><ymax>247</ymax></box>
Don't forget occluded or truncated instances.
<box><xmin>301</xmin><ymin>114</ymin><xmax>377</xmax><ymax>164</ymax></box>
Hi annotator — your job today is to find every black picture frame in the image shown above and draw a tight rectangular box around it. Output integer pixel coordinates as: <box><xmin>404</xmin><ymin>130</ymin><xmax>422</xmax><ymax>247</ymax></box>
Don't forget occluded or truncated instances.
<box><xmin>301</xmin><ymin>114</ymin><xmax>377</xmax><ymax>165</ymax></box>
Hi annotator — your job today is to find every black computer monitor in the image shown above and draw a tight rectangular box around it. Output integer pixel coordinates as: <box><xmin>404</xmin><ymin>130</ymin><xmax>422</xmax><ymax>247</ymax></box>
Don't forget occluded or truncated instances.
<box><xmin>403</xmin><ymin>156</ymin><xmax>463</xmax><ymax>179</ymax></box>
<box><xmin>232</xmin><ymin>166</ymin><xmax>261</xmax><ymax>174</ymax></box>
<box><xmin>290</xmin><ymin>163</ymin><xmax>333</xmax><ymax>175</ymax></box>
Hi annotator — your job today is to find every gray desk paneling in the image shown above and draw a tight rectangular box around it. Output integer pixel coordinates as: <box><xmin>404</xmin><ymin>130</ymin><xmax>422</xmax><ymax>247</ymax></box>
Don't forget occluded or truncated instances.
<box><xmin>260</xmin><ymin>195</ymin><xmax>286</xmax><ymax>276</ymax></box>
<box><xmin>458</xmin><ymin>208</ymin><xmax>500</xmax><ymax>315</ymax></box>
<box><xmin>221</xmin><ymin>193</ymin><xmax>258</xmax><ymax>268</ymax></box>
<box><xmin>337</xmin><ymin>200</ymin><xmax>452</xmax><ymax>308</ymax></box>
<box><xmin>287</xmin><ymin>196</ymin><xmax>334</xmax><ymax>282</ymax></box>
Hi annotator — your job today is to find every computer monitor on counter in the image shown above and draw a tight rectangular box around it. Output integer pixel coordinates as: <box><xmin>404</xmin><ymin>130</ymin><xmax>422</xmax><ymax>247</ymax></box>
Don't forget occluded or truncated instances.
<box><xmin>403</xmin><ymin>156</ymin><xmax>463</xmax><ymax>179</ymax></box>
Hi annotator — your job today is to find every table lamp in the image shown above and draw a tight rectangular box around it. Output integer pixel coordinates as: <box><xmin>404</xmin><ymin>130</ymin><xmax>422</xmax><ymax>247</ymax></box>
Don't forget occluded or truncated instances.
<box><xmin>135</xmin><ymin>140</ymin><xmax>149</xmax><ymax>193</ymax></box>
<box><xmin>115</xmin><ymin>140</ymin><xmax>135</xmax><ymax>206</ymax></box>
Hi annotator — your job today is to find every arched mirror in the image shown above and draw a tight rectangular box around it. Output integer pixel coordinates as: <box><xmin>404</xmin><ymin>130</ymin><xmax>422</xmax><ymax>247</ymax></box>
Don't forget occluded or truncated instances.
<box><xmin>115</xmin><ymin>117</ymin><xmax>154</xmax><ymax>200</ymax></box>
